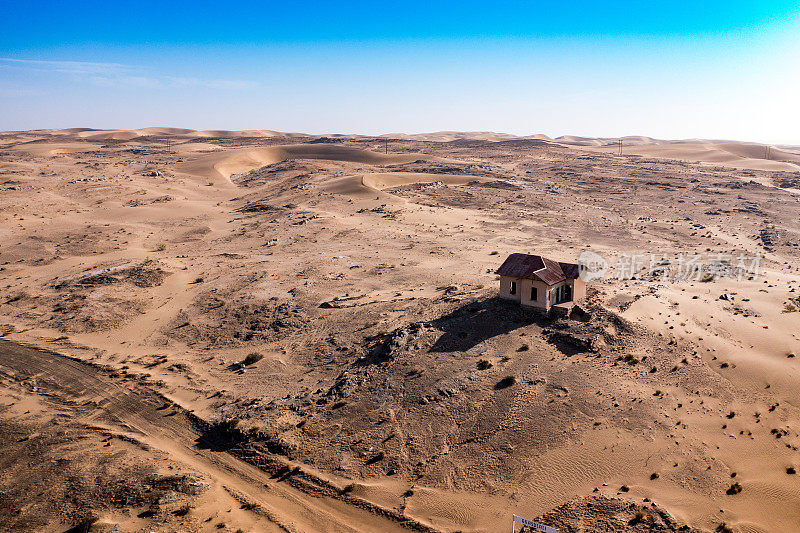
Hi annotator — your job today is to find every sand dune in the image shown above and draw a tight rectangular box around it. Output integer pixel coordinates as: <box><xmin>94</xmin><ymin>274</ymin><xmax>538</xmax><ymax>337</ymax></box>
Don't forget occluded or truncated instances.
<box><xmin>172</xmin><ymin>141</ymin><xmax>224</xmax><ymax>153</ymax></box>
<box><xmin>323</xmin><ymin>172</ymin><xmax>488</xmax><ymax>202</ymax></box>
<box><xmin>178</xmin><ymin>144</ymin><xmax>428</xmax><ymax>180</ymax></box>
<box><xmin>716</xmin><ymin>142</ymin><xmax>800</xmax><ymax>163</ymax></box>
<box><xmin>6</xmin><ymin>141</ymin><xmax>98</xmax><ymax>155</ymax></box>
<box><xmin>136</xmin><ymin>126</ymin><xmax>196</xmax><ymax>136</ymax></box>
<box><xmin>43</xmin><ymin>127</ymin><xmax>98</xmax><ymax>135</ymax></box>
<box><xmin>380</xmin><ymin>131</ymin><xmax>523</xmax><ymax>142</ymax></box>
<box><xmin>77</xmin><ymin>130</ymin><xmax>143</xmax><ymax>141</ymax></box>
<box><xmin>575</xmin><ymin>141</ymin><xmax>800</xmax><ymax>171</ymax></box>
<box><xmin>7</xmin><ymin>127</ymin><xmax>799</xmax><ymax>174</ymax></box>
<box><xmin>188</xmin><ymin>129</ymin><xmax>311</xmax><ymax>139</ymax></box>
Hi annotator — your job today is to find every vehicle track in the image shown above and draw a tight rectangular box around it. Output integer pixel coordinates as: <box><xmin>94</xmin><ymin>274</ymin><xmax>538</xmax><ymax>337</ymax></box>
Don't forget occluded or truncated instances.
<box><xmin>0</xmin><ymin>339</ymin><xmax>433</xmax><ymax>533</ymax></box>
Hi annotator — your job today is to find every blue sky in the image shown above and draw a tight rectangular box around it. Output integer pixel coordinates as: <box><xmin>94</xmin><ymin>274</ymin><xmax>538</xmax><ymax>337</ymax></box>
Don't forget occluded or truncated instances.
<box><xmin>2</xmin><ymin>1</ymin><xmax>799</xmax><ymax>143</ymax></box>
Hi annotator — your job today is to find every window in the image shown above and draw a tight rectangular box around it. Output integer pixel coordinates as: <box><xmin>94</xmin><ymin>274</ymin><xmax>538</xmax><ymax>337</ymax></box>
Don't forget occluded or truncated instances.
<box><xmin>530</xmin><ymin>286</ymin><xmax>537</xmax><ymax>301</ymax></box>
<box><xmin>510</xmin><ymin>281</ymin><xmax>517</xmax><ymax>295</ymax></box>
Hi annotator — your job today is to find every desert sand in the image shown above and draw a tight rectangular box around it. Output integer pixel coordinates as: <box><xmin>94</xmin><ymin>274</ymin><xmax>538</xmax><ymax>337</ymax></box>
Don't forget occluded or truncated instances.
<box><xmin>1</xmin><ymin>128</ymin><xmax>799</xmax><ymax>532</ymax></box>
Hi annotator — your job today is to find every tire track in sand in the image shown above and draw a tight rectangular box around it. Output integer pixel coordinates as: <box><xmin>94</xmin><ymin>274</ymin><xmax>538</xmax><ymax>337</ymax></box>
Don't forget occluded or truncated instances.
<box><xmin>0</xmin><ymin>339</ymin><xmax>437</xmax><ymax>533</ymax></box>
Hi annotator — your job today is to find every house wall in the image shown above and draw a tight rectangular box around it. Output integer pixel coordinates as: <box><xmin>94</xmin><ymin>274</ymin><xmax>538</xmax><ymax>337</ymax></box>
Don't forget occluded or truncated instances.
<box><xmin>547</xmin><ymin>280</ymin><xmax>563</xmax><ymax>305</ymax></box>
<box><xmin>520</xmin><ymin>278</ymin><xmax>549</xmax><ymax>308</ymax></box>
<box><xmin>500</xmin><ymin>275</ymin><xmax>586</xmax><ymax>308</ymax></box>
<box><xmin>498</xmin><ymin>276</ymin><xmax>521</xmax><ymax>302</ymax></box>
<box><xmin>572</xmin><ymin>277</ymin><xmax>586</xmax><ymax>300</ymax></box>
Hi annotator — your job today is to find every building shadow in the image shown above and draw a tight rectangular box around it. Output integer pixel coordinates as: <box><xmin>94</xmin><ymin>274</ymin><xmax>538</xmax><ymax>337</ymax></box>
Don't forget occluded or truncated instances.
<box><xmin>428</xmin><ymin>297</ymin><xmax>552</xmax><ymax>353</ymax></box>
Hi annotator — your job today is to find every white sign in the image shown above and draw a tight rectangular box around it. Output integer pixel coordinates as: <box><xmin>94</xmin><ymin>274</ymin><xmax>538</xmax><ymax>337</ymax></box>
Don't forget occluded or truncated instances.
<box><xmin>512</xmin><ymin>514</ymin><xmax>558</xmax><ymax>533</ymax></box>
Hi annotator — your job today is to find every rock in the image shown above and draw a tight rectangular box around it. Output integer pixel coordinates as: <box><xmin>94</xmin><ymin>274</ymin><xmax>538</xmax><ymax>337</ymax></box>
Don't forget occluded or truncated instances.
<box><xmin>569</xmin><ymin>304</ymin><xmax>591</xmax><ymax>321</ymax></box>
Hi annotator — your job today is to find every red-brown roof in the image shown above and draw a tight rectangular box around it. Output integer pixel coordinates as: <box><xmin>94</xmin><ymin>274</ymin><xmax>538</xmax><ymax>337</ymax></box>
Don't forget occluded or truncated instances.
<box><xmin>558</xmin><ymin>261</ymin><xmax>580</xmax><ymax>279</ymax></box>
<box><xmin>495</xmin><ymin>253</ymin><xmax>579</xmax><ymax>285</ymax></box>
<box><xmin>495</xmin><ymin>253</ymin><xmax>545</xmax><ymax>278</ymax></box>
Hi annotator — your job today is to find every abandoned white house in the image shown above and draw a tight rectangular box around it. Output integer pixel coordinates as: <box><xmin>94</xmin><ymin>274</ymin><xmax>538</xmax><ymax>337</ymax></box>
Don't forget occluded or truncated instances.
<box><xmin>496</xmin><ymin>253</ymin><xmax>586</xmax><ymax>310</ymax></box>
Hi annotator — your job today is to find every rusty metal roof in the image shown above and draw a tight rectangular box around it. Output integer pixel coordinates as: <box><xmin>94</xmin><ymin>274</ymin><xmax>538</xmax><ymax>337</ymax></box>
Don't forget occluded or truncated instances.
<box><xmin>558</xmin><ymin>261</ymin><xmax>580</xmax><ymax>279</ymax></box>
<box><xmin>495</xmin><ymin>253</ymin><xmax>579</xmax><ymax>286</ymax></box>
<box><xmin>495</xmin><ymin>253</ymin><xmax>545</xmax><ymax>278</ymax></box>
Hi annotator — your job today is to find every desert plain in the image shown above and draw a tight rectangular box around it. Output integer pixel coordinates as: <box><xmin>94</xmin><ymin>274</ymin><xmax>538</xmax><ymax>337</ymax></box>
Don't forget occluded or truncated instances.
<box><xmin>0</xmin><ymin>127</ymin><xmax>799</xmax><ymax>532</ymax></box>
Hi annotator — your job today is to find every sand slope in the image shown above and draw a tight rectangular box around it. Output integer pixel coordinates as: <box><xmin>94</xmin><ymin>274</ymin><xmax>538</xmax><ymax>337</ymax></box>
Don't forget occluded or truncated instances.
<box><xmin>1</xmin><ymin>128</ymin><xmax>799</xmax><ymax>532</ymax></box>
<box><xmin>573</xmin><ymin>141</ymin><xmax>800</xmax><ymax>171</ymax></box>
<box><xmin>7</xmin><ymin>127</ymin><xmax>798</xmax><ymax>173</ymax></box>
<box><xmin>178</xmin><ymin>144</ymin><xmax>429</xmax><ymax>180</ymax></box>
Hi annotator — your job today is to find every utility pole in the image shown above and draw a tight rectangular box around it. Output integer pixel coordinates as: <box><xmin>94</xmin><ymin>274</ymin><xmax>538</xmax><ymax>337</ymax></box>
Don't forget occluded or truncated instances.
<box><xmin>385</xmin><ymin>139</ymin><xmax>388</xmax><ymax>154</ymax></box>
<box><xmin>766</xmin><ymin>146</ymin><xmax>771</xmax><ymax>160</ymax></box>
<box><xmin>618</xmin><ymin>139</ymin><xmax>622</xmax><ymax>156</ymax></box>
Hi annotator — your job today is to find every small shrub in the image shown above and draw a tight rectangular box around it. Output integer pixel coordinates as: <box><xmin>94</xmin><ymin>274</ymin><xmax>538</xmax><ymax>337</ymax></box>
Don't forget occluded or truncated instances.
<box><xmin>517</xmin><ymin>344</ymin><xmax>529</xmax><ymax>352</ymax></box>
<box><xmin>69</xmin><ymin>515</ymin><xmax>98</xmax><ymax>533</ymax></box>
<box><xmin>650</xmin><ymin>472</ymin><xmax>660</xmax><ymax>480</ymax></box>
<box><xmin>476</xmin><ymin>359</ymin><xmax>493</xmax><ymax>370</ymax></box>
<box><xmin>619</xmin><ymin>484</ymin><xmax>630</xmax><ymax>492</ymax></box>
<box><xmin>629</xmin><ymin>511</ymin><xmax>644</xmax><ymax>525</ymax></box>
<box><xmin>173</xmin><ymin>504</ymin><xmax>192</xmax><ymax>516</ymax></box>
<box><xmin>726</xmin><ymin>481</ymin><xmax>742</xmax><ymax>495</ymax></box>
<box><xmin>243</xmin><ymin>352</ymin><xmax>263</xmax><ymax>366</ymax></box>
<box><xmin>495</xmin><ymin>375</ymin><xmax>517</xmax><ymax>389</ymax></box>
<box><xmin>341</xmin><ymin>482</ymin><xmax>357</xmax><ymax>494</ymax></box>
<box><xmin>365</xmin><ymin>451</ymin><xmax>385</xmax><ymax>465</ymax></box>
<box><xmin>156</xmin><ymin>243</ymin><xmax>166</xmax><ymax>251</ymax></box>
<box><xmin>716</xmin><ymin>523</ymin><xmax>733</xmax><ymax>533</ymax></box>
<box><xmin>6</xmin><ymin>292</ymin><xmax>26</xmax><ymax>304</ymax></box>
<box><xmin>787</xmin><ymin>466</ymin><xmax>796</xmax><ymax>475</ymax></box>
<box><xmin>700</xmin><ymin>273</ymin><xmax>714</xmax><ymax>282</ymax></box>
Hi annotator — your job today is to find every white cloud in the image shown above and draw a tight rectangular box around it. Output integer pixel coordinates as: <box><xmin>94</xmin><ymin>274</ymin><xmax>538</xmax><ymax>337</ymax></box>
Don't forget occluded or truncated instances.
<box><xmin>0</xmin><ymin>57</ymin><xmax>133</xmax><ymax>75</ymax></box>
<box><xmin>0</xmin><ymin>58</ymin><xmax>258</xmax><ymax>90</ymax></box>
